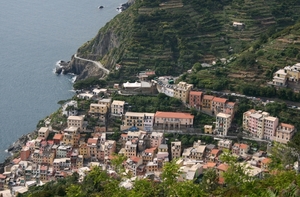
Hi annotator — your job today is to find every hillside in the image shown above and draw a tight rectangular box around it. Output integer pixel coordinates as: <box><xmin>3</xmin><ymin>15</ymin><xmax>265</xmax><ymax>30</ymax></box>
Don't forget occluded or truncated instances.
<box><xmin>64</xmin><ymin>0</ymin><xmax>300</xmax><ymax>83</ymax></box>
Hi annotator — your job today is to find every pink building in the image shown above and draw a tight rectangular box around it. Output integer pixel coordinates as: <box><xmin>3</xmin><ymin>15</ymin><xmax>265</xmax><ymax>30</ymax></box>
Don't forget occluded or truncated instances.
<box><xmin>263</xmin><ymin>116</ymin><xmax>279</xmax><ymax>140</ymax></box>
<box><xmin>189</xmin><ymin>91</ymin><xmax>203</xmax><ymax>109</ymax></box>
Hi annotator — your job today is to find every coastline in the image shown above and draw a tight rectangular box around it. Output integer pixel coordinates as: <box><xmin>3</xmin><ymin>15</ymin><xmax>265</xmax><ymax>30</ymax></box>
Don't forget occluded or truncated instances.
<box><xmin>0</xmin><ymin>130</ymin><xmax>37</xmax><ymax>173</ymax></box>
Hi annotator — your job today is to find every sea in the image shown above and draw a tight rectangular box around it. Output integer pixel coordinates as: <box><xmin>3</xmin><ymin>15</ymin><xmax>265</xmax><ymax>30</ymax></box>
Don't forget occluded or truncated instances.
<box><xmin>0</xmin><ymin>0</ymin><xmax>125</xmax><ymax>162</ymax></box>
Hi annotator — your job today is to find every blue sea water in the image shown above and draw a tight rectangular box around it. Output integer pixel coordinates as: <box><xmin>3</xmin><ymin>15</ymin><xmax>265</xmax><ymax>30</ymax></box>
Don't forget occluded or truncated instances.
<box><xmin>0</xmin><ymin>0</ymin><xmax>125</xmax><ymax>162</ymax></box>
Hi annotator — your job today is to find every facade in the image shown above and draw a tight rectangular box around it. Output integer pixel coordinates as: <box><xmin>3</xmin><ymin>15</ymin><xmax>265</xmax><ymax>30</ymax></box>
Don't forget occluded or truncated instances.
<box><xmin>67</xmin><ymin>116</ymin><xmax>85</xmax><ymax>132</ymax></box>
<box><xmin>173</xmin><ymin>82</ymin><xmax>193</xmax><ymax>103</ymax></box>
<box><xmin>171</xmin><ymin>141</ymin><xmax>182</xmax><ymax>160</ymax></box>
<box><xmin>218</xmin><ymin>139</ymin><xmax>232</xmax><ymax>150</ymax></box>
<box><xmin>154</xmin><ymin>111</ymin><xmax>194</xmax><ymax>130</ymax></box>
<box><xmin>215</xmin><ymin>113</ymin><xmax>231</xmax><ymax>136</ymax></box>
<box><xmin>272</xmin><ymin>69</ymin><xmax>287</xmax><ymax>87</ymax></box>
<box><xmin>284</xmin><ymin>63</ymin><xmax>300</xmax><ymax>82</ymax></box>
<box><xmin>202</xmin><ymin>95</ymin><xmax>214</xmax><ymax>110</ymax></box>
<box><xmin>232</xmin><ymin>143</ymin><xmax>250</xmax><ymax>157</ymax></box>
<box><xmin>243</xmin><ymin>110</ymin><xmax>278</xmax><ymax>139</ymax></box>
<box><xmin>111</xmin><ymin>100</ymin><xmax>125</xmax><ymax>116</ymax></box>
<box><xmin>89</xmin><ymin>103</ymin><xmax>108</xmax><ymax>121</ymax></box>
<box><xmin>212</xmin><ymin>97</ymin><xmax>227</xmax><ymax>115</ymax></box>
<box><xmin>273</xmin><ymin>123</ymin><xmax>296</xmax><ymax>144</ymax></box>
<box><xmin>38</xmin><ymin>127</ymin><xmax>50</xmax><ymax>140</ymax></box>
<box><xmin>121</xmin><ymin>112</ymin><xmax>155</xmax><ymax>131</ymax></box>
<box><xmin>204</xmin><ymin>125</ymin><xmax>213</xmax><ymax>134</ymax></box>
<box><xmin>98</xmin><ymin>98</ymin><xmax>112</xmax><ymax>109</ymax></box>
<box><xmin>150</xmin><ymin>132</ymin><xmax>164</xmax><ymax>148</ymax></box>
<box><xmin>189</xmin><ymin>91</ymin><xmax>203</xmax><ymax>109</ymax></box>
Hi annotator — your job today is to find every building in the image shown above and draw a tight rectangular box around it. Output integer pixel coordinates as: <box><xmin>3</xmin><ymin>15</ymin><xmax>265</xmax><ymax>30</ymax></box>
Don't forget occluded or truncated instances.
<box><xmin>53</xmin><ymin>158</ymin><xmax>71</xmax><ymax>172</ymax></box>
<box><xmin>215</xmin><ymin>113</ymin><xmax>231</xmax><ymax>136</ymax></box>
<box><xmin>273</xmin><ymin>123</ymin><xmax>296</xmax><ymax>144</ymax></box>
<box><xmin>232</xmin><ymin>143</ymin><xmax>250</xmax><ymax>157</ymax></box>
<box><xmin>67</xmin><ymin>116</ymin><xmax>85</xmax><ymax>132</ymax></box>
<box><xmin>123</xmin><ymin>141</ymin><xmax>137</xmax><ymax>157</ymax></box>
<box><xmin>62</xmin><ymin>100</ymin><xmax>78</xmax><ymax>117</ymax></box>
<box><xmin>243</xmin><ymin>110</ymin><xmax>278</xmax><ymax>139</ymax></box>
<box><xmin>202</xmin><ymin>95</ymin><xmax>214</xmax><ymax>110</ymax></box>
<box><xmin>189</xmin><ymin>91</ymin><xmax>203</xmax><ymax>109</ymax></box>
<box><xmin>204</xmin><ymin>125</ymin><xmax>213</xmax><ymax>134</ymax></box>
<box><xmin>98</xmin><ymin>98</ymin><xmax>112</xmax><ymax>108</ymax></box>
<box><xmin>53</xmin><ymin>133</ymin><xmax>63</xmax><ymax>145</ymax></box>
<box><xmin>121</xmin><ymin>112</ymin><xmax>155</xmax><ymax>131</ymax></box>
<box><xmin>182</xmin><ymin>140</ymin><xmax>206</xmax><ymax>161</ymax></box>
<box><xmin>142</xmin><ymin>147</ymin><xmax>157</xmax><ymax>165</ymax></box>
<box><xmin>173</xmin><ymin>82</ymin><xmax>193</xmax><ymax>103</ymax></box>
<box><xmin>218</xmin><ymin>139</ymin><xmax>232</xmax><ymax>150</ymax></box>
<box><xmin>212</xmin><ymin>97</ymin><xmax>227</xmax><ymax>115</ymax></box>
<box><xmin>271</xmin><ymin>69</ymin><xmax>287</xmax><ymax>87</ymax></box>
<box><xmin>38</xmin><ymin>127</ymin><xmax>50</xmax><ymax>140</ymax></box>
<box><xmin>0</xmin><ymin>174</ymin><xmax>6</xmax><ymax>190</ymax></box>
<box><xmin>89</xmin><ymin>103</ymin><xmax>108</xmax><ymax>121</ymax></box>
<box><xmin>122</xmin><ymin>81</ymin><xmax>157</xmax><ymax>94</ymax></box>
<box><xmin>111</xmin><ymin>100</ymin><xmax>125</xmax><ymax>116</ymax></box>
<box><xmin>92</xmin><ymin>88</ymin><xmax>107</xmax><ymax>96</ymax></box>
<box><xmin>284</xmin><ymin>63</ymin><xmax>300</xmax><ymax>82</ymax></box>
<box><xmin>150</xmin><ymin>132</ymin><xmax>164</xmax><ymax>148</ymax></box>
<box><xmin>154</xmin><ymin>111</ymin><xmax>194</xmax><ymax>131</ymax></box>
<box><xmin>171</xmin><ymin>141</ymin><xmax>182</xmax><ymax>160</ymax></box>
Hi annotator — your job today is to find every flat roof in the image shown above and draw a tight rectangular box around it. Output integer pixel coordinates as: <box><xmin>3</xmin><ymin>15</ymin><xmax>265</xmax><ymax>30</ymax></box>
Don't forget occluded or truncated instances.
<box><xmin>112</xmin><ymin>100</ymin><xmax>125</xmax><ymax>105</ymax></box>
<box><xmin>68</xmin><ymin>116</ymin><xmax>84</xmax><ymax>120</ymax></box>
<box><xmin>190</xmin><ymin>91</ymin><xmax>202</xmax><ymax>96</ymax></box>
<box><xmin>216</xmin><ymin>113</ymin><xmax>231</xmax><ymax>118</ymax></box>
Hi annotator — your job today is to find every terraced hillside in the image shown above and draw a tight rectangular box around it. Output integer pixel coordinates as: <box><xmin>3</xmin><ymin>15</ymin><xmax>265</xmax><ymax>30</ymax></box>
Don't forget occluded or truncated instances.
<box><xmin>75</xmin><ymin>0</ymin><xmax>300</xmax><ymax>82</ymax></box>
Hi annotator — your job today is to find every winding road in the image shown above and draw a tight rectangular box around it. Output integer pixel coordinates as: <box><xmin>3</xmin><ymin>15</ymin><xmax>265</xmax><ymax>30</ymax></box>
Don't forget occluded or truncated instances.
<box><xmin>74</xmin><ymin>53</ymin><xmax>110</xmax><ymax>74</ymax></box>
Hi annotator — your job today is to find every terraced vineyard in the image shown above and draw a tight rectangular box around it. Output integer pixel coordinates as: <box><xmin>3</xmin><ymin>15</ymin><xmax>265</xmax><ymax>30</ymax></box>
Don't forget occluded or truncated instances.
<box><xmin>77</xmin><ymin>0</ymin><xmax>300</xmax><ymax>84</ymax></box>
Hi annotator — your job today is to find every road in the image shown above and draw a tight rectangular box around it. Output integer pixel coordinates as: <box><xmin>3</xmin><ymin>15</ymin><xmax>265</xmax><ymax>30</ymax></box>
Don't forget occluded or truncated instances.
<box><xmin>74</xmin><ymin>53</ymin><xmax>110</xmax><ymax>75</ymax></box>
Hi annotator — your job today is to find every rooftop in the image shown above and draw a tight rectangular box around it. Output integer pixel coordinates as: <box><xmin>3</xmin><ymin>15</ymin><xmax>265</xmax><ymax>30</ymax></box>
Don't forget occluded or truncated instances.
<box><xmin>155</xmin><ymin>111</ymin><xmax>194</xmax><ymax>119</ymax></box>
<box><xmin>280</xmin><ymin>123</ymin><xmax>295</xmax><ymax>129</ymax></box>
<box><xmin>112</xmin><ymin>100</ymin><xmax>125</xmax><ymax>105</ymax></box>
<box><xmin>68</xmin><ymin>116</ymin><xmax>84</xmax><ymax>121</ymax></box>
<box><xmin>203</xmin><ymin>95</ymin><xmax>214</xmax><ymax>100</ymax></box>
<box><xmin>212</xmin><ymin>97</ymin><xmax>227</xmax><ymax>103</ymax></box>
<box><xmin>190</xmin><ymin>91</ymin><xmax>202</xmax><ymax>96</ymax></box>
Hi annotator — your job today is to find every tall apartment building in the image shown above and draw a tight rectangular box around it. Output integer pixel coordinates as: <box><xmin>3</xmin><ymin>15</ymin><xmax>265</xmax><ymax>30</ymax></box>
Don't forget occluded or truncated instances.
<box><xmin>150</xmin><ymin>132</ymin><xmax>164</xmax><ymax>148</ymax></box>
<box><xmin>121</xmin><ymin>112</ymin><xmax>155</xmax><ymax>131</ymax></box>
<box><xmin>111</xmin><ymin>100</ymin><xmax>125</xmax><ymax>116</ymax></box>
<box><xmin>189</xmin><ymin>91</ymin><xmax>203</xmax><ymax>109</ymax></box>
<box><xmin>215</xmin><ymin>113</ymin><xmax>231</xmax><ymax>136</ymax></box>
<box><xmin>243</xmin><ymin>110</ymin><xmax>278</xmax><ymax>139</ymax></box>
<box><xmin>173</xmin><ymin>81</ymin><xmax>193</xmax><ymax>103</ymax></box>
<box><xmin>202</xmin><ymin>95</ymin><xmax>214</xmax><ymax>110</ymax></box>
<box><xmin>171</xmin><ymin>141</ymin><xmax>182</xmax><ymax>160</ymax></box>
<box><xmin>212</xmin><ymin>97</ymin><xmax>228</xmax><ymax>115</ymax></box>
<box><xmin>67</xmin><ymin>116</ymin><xmax>85</xmax><ymax>132</ymax></box>
<box><xmin>38</xmin><ymin>127</ymin><xmax>50</xmax><ymax>140</ymax></box>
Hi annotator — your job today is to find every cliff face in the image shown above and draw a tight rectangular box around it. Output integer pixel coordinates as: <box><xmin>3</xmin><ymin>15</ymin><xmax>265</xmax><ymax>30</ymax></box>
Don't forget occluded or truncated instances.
<box><xmin>63</xmin><ymin>57</ymin><xmax>106</xmax><ymax>80</ymax></box>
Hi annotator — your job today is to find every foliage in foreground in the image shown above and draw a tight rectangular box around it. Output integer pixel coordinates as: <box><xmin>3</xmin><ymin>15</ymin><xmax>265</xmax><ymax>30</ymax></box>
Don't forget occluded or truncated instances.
<box><xmin>19</xmin><ymin>156</ymin><xmax>300</xmax><ymax>197</ymax></box>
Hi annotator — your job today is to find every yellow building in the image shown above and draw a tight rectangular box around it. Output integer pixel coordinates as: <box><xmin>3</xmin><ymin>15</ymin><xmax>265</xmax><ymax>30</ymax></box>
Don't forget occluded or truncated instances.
<box><xmin>173</xmin><ymin>82</ymin><xmax>193</xmax><ymax>103</ymax></box>
<box><xmin>79</xmin><ymin>143</ymin><xmax>88</xmax><ymax>159</ymax></box>
<box><xmin>202</xmin><ymin>95</ymin><xmax>214</xmax><ymax>110</ymax></box>
<box><xmin>98</xmin><ymin>98</ymin><xmax>112</xmax><ymax>109</ymax></box>
<box><xmin>285</xmin><ymin>63</ymin><xmax>300</xmax><ymax>82</ymax></box>
<box><xmin>204</xmin><ymin>125</ymin><xmax>213</xmax><ymax>134</ymax></box>
<box><xmin>121</xmin><ymin>112</ymin><xmax>155</xmax><ymax>131</ymax></box>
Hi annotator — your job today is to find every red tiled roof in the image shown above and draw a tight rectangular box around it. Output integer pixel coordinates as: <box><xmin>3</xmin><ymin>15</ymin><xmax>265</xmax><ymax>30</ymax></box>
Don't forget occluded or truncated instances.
<box><xmin>280</xmin><ymin>123</ymin><xmax>295</xmax><ymax>129</ymax></box>
<box><xmin>155</xmin><ymin>111</ymin><xmax>194</xmax><ymax>119</ymax></box>
<box><xmin>211</xmin><ymin>149</ymin><xmax>220</xmax><ymax>155</ymax></box>
<box><xmin>218</xmin><ymin>177</ymin><xmax>225</xmax><ymax>184</ymax></box>
<box><xmin>240</xmin><ymin>144</ymin><xmax>249</xmax><ymax>149</ymax></box>
<box><xmin>0</xmin><ymin>174</ymin><xmax>6</xmax><ymax>179</ymax></box>
<box><xmin>204</xmin><ymin>162</ymin><xmax>216</xmax><ymax>169</ymax></box>
<box><xmin>217</xmin><ymin>163</ymin><xmax>229</xmax><ymax>172</ymax></box>
<box><xmin>212</xmin><ymin>97</ymin><xmax>227</xmax><ymax>103</ymax></box>
<box><xmin>262</xmin><ymin>158</ymin><xmax>271</xmax><ymax>164</ymax></box>
<box><xmin>53</xmin><ymin>134</ymin><xmax>63</xmax><ymax>140</ymax></box>
<box><xmin>130</xmin><ymin>156</ymin><xmax>142</xmax><ymax>163</ymax></box>
<box><xmin>87</xmin><ymin>138</ymin><xmax>98</xmax><ymax>144</ymax></box>
<box><xmin>190</xmin><ymin>91</ymin><xmax>202</xmax><ymax>96</ymax></box>
<box><xmin>145</xmin><ymin>147</ymin><xmax>157</xmax><ymax>153</ymax></box>
<box><xmin>203</xmin><ymin>95</ymin><xmax>214</xmax><ymax>100</ymax></box>
<box><xmin>121</xmin><ymin>134</ymin><xmax>128</xmax><ymax>137</ymax></box>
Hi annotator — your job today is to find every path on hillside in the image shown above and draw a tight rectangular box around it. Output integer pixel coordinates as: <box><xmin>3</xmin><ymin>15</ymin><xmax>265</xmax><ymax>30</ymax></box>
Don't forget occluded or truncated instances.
<box><xmin>74</xmin><ymin>53</ymin><xmax>110</xmax><ymax>75</ymax></box>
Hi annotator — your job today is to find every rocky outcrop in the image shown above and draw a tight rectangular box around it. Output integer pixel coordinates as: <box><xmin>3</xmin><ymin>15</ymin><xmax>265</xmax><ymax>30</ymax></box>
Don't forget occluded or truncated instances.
<box><xmin>62</xmin><ymin>57</ymin><xmax>106</xmax><ymax>80</ymax></box>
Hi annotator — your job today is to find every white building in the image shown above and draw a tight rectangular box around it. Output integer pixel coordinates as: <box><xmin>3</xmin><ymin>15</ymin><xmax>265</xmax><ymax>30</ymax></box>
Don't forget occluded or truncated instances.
<box><xmin>215</xmin><ymin>113</ymin><xmax>231</xmax><ymax>136</ymax></box>
<box><xmin>111</xmin><ymin>100</ymin><xmax>125</xmax><ymax>116</ymax></box>
<box><xmin>62</xmin><ymin>100</ymin><xmax>78</xmax><ymax>117</ymax></box>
